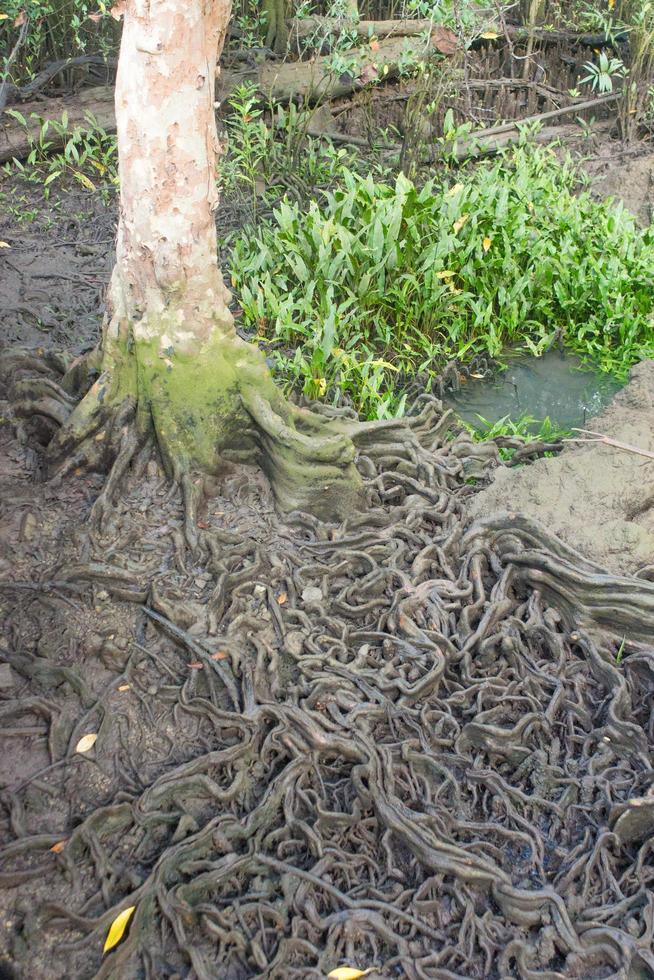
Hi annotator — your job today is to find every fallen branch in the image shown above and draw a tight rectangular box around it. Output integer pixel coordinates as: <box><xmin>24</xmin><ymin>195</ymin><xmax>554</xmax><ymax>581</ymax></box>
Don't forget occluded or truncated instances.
<box><xmin>504</xmin><ymin>24</ymin><xmax>629</xmax><ymax>48</ymax></box>
<box><xmin>0</xmin><ymin>14</ymin><xmax>30</xmax><ymax>113</ymax></box>
<box><xmin>1</xmin><ymin>54</ymin><xmax>117</xmax><ymax>108</ymax></box>
<box><xmin>311</xmin><ymin>113</ymin><xmax>614</xmax><ymax>162</ymax></box>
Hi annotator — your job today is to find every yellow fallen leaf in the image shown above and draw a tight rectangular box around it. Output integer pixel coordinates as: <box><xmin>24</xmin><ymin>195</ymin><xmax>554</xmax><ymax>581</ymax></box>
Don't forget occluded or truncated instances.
<box><xmin>0</xmin><ymin>242</ymin><xmax>11</xmax><ymax>248</ymax></box>
<box><xmin>50</xmin><ymin>840</ymin><xmax>67</xmax><ymax>853</ymax></box>
<box><xmin>117</xmin><ymin>684</ymin><xmax>130</xmax><ymax>692</ymax></box>
<box><xmin>480</xmin><ymin>30</ymin><xmax>499</xmax><ymax>39</ymax></box>
<box><xmin>453</xmin><ymin>214</ymin><xmax>470</xmax><ymax>233</ymax></box>
<box><xmin>483</xmin><ymin>237</ymin><xmax>492</xmax><ymax>252</ymax></box>
<box><xmin>0</xmin><ymin>13</ymin><xmax>9</xmax><ymax>18</ymax></box>
<box><xmin>327</xmin><ymin>969</ymin><xmax>373</xmax><ymax>980</ymax></box>
<box><xmin>75</xmin><ymin>733</ymin><xmax>98</xmax><ymax>753</ymax></box>
<box><xmin>103</xmin><ymin>905</ymin><xmax>135</xmax><ymax>954</ymax></box>
<box><xmin>608</xmin><ymin>0</ymin><xmax>615</xmax><ymax>7</ymax></box>
<box><xmin>446</xmin><ymin>182</ymin><xmax>464</xmax><ymax>196</ymax></box>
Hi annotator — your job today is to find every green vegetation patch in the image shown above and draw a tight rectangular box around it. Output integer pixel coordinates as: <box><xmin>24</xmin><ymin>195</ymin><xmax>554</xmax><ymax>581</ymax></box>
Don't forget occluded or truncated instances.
<box><xmin>231</xmin><ymin>145</ymin><xmax>654</xmax><ymax>419</ymax></box>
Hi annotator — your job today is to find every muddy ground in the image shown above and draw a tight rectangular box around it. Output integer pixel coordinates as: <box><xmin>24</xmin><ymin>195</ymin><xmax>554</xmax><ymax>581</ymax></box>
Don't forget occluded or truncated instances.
<box><xmin>468</xmin><ymin>358</ymin><xmax>654</xmax><ymax>577</ymax></box>
<box><xmin>1</xmin><ymin>140</ymin><xmax>654</xmax><ymax>979</ymax></box>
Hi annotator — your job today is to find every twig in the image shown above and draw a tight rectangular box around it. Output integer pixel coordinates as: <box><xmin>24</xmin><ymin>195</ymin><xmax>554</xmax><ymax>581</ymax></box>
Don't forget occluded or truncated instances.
<box><xmin>565</xmin><ymin>428</ymin><xmax>654</xmax><ymax>461</ymax></box>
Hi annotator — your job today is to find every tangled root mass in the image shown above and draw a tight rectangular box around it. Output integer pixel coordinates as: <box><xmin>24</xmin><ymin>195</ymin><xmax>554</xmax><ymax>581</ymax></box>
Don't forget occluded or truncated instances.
<box><xmin>1</xmin><ymin>355</ymin><xmax>654</xmax><ymax>980</ymax></box>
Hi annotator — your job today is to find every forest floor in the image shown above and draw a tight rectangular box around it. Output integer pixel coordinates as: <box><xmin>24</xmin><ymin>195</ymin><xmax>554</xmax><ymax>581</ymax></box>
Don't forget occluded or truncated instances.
<box><xmin>1</xmin><ymin>134</ymin><xmax>654</xmax><ymax>980</ymax></box>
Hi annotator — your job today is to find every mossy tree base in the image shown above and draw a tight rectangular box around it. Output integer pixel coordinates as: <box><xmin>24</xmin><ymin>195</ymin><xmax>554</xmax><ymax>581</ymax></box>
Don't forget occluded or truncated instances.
<box><xmin>45</xmin><ymin>315</ymin><xmax>365</xmax><ymax>533</ymax></box>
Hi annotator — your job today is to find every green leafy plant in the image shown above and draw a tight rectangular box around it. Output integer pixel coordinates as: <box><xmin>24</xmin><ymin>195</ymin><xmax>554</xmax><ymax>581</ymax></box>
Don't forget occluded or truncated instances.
<box><xmin>220</xmin><ymin>82</ymin><xmax>362</xmax><ymax>214</ymax></box>
<box><xmin>231</xmin><ymin>144</ymin><xmax>654</xmax><ymax>419</ymax></box>
<box><xmin>3</xmin><ymin>109</ymin><xmax>117</xmax><ymax>200</ymax></box>
<box><xmin>580</xmin><ymin>51</ymin><xmax>628</xmax><ymax>93</ymax></box>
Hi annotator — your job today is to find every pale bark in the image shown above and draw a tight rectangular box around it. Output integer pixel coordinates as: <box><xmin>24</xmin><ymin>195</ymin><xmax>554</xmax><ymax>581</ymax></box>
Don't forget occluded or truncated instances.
<box><xmin>46</xmin><ymin>0</ymin><xmax>364</xmax><ymax>527</ymax></box>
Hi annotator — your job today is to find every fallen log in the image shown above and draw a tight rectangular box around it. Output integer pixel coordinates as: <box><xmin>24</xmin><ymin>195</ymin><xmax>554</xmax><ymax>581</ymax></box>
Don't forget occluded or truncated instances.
<box><xmin>0</xmin><ymin>65</ymin><xmax>617</xmax><ymax>165</ymax></box>
<box><xmin>1</xmin><ymin>32</ymin><xmax>451</xmax><ymax>161</ymax></box>
<box><xmin>289</xmin><ymin>16</ymin><xmax>629</xmax><ymax>50</ymax></box>
<box><xmin>256</xmin><ymin>30</ymin><xmax>449</xmax><ymax>103</ymax></box>
<box><xmin>0</xmin><ymin>85</ymin><xmax>116</xmax><ymax>164</ymax></box>
<box><xmin>289</xmin><ymin>16</ymin><xmax>437</xmax><ymax>41</ymax></box>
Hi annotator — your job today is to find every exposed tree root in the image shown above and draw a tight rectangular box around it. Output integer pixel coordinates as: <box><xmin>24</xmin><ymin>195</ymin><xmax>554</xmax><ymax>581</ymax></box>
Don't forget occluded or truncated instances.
<box><xmin>2</xmin><ymin>369</ymin><xmax>654</xmax><ymax>978</ymax></box>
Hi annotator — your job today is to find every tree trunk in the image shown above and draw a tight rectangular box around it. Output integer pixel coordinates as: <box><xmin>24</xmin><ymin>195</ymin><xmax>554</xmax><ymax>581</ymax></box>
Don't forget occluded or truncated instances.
<box><xmin>47</xmin><ymin>0</ymin><xmax>363</xmax><ymax>532</ymax></box>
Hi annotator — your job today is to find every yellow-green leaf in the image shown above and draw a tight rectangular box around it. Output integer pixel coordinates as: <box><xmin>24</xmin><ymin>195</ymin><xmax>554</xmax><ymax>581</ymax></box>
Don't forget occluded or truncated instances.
<box><xmin>73</xmin><ymin>170</ymin><xmax>96</xmax><ymax>191</ymax></box>
<box><xmin>446</xmin><ymin>182</ymin><xmax>464</xmax><ymax>196</ymax></box>
<box><xmin>75</xmin><ymin>732</ymin><xmax>98</xmax><ymax>753</ymax></box>
<box><xmin>327</xmin><ymin>969</ymin><xmax>373</xmax><ymax>980</ymax></box>
<box><xmin>436</xmin><ymin>270</ymin><xmax>456</xmax><ymax>279</ymax></box>
<box><xmin>480</xmin><ymin>30</ymin><xmax>499</xmax><ymax>39</ymax></box>
<box><xmin>453</xmin><ymin>214</ymin><xmax>470</xmax><ymax>233</ymax></box>
<box><xmin>103</xmin><ymin>905</ymin><xmax>135</xmax><ymax>953</ymax></box>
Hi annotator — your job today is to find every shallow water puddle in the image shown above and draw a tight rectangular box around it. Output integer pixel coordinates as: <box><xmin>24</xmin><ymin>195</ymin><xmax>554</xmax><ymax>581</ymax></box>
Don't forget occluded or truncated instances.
<box><xmin>444</xmin><ymin>349</ymin><xmax>624</xmax><ymax>431</ymax></box>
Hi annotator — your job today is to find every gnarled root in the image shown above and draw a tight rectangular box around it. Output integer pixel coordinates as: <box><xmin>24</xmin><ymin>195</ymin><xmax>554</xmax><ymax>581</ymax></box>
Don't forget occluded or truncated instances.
<box><xmin>3</xmin><ymin>324</ymin><xmax>369</xmax><ymax>540</ymax></box>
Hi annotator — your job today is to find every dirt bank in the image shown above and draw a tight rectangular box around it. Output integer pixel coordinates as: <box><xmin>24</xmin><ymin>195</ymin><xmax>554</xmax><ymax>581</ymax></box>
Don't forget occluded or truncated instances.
<box><xmin>466</xmin><ymin>358</ymin><xmax>654</xmax><ymax>576</ymax></box>
<box><xmin>586</xmin><ymin>148</ymin><xmax>654</xmax><ymax>227</ymax></box>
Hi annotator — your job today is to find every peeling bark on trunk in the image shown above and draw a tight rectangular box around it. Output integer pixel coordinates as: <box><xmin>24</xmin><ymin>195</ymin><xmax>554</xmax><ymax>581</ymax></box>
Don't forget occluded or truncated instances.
<box><xmin>47</xmin><ymin>0</ymin><xmax>364</xmax><ymax>531</ymax></box>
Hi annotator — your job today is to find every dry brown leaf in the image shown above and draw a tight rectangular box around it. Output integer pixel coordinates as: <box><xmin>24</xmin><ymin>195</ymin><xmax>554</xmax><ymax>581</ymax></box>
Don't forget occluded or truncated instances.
<box><xmin>14</xmin><ymin>10</ymin><xmax>27</xmax><ymax>27</ymax></box>
<box><xmin>50</xmin><ymin>840</ymin><xmax>67</xmax><ymax>853</ymax></box>
<box><xmin>277</xmin><ymin>593</ymin><xmax>287</xmax><ymax>605</ymax></box>
<box><xmin>359</xmin><ymin>63</ymin><xmax>379</xmax><ymax>85</ymax></box>
<box><xmin>109</xmin><ymin>1</ymin><xmax>126</xmax><ymax>20</ymax></box>
<box><xmin>88</xmin><ymin>11</ymin><xmax>103</xmax><ymax>22</ymax></box>
<box><xmin>187</xmin><ymin>662</ymin><xmax>204</xmax><ymax>669</ymax></box>
<box><xmin>75</xmin><ymin>732</ymin><xmax>98</xmax><ymax>753</ymax></box>
<box><xmin>117</xmin><ymin>684</ymin><xmax>130</xmax><ymax>692</ymax></box>
<box><xmin>211</xmin><ymin>651</ymin><xmax>227</xmax><ymax>660</ymax></box>
<box><xmin>433</xmin><ymin>26</ymin><xmax>458</xmax><ymax>55</ymax></box>
<box><xmin>369</xmin><ymin>39</ymin><xmax>380</xmax><ymax>51</ymax></box>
